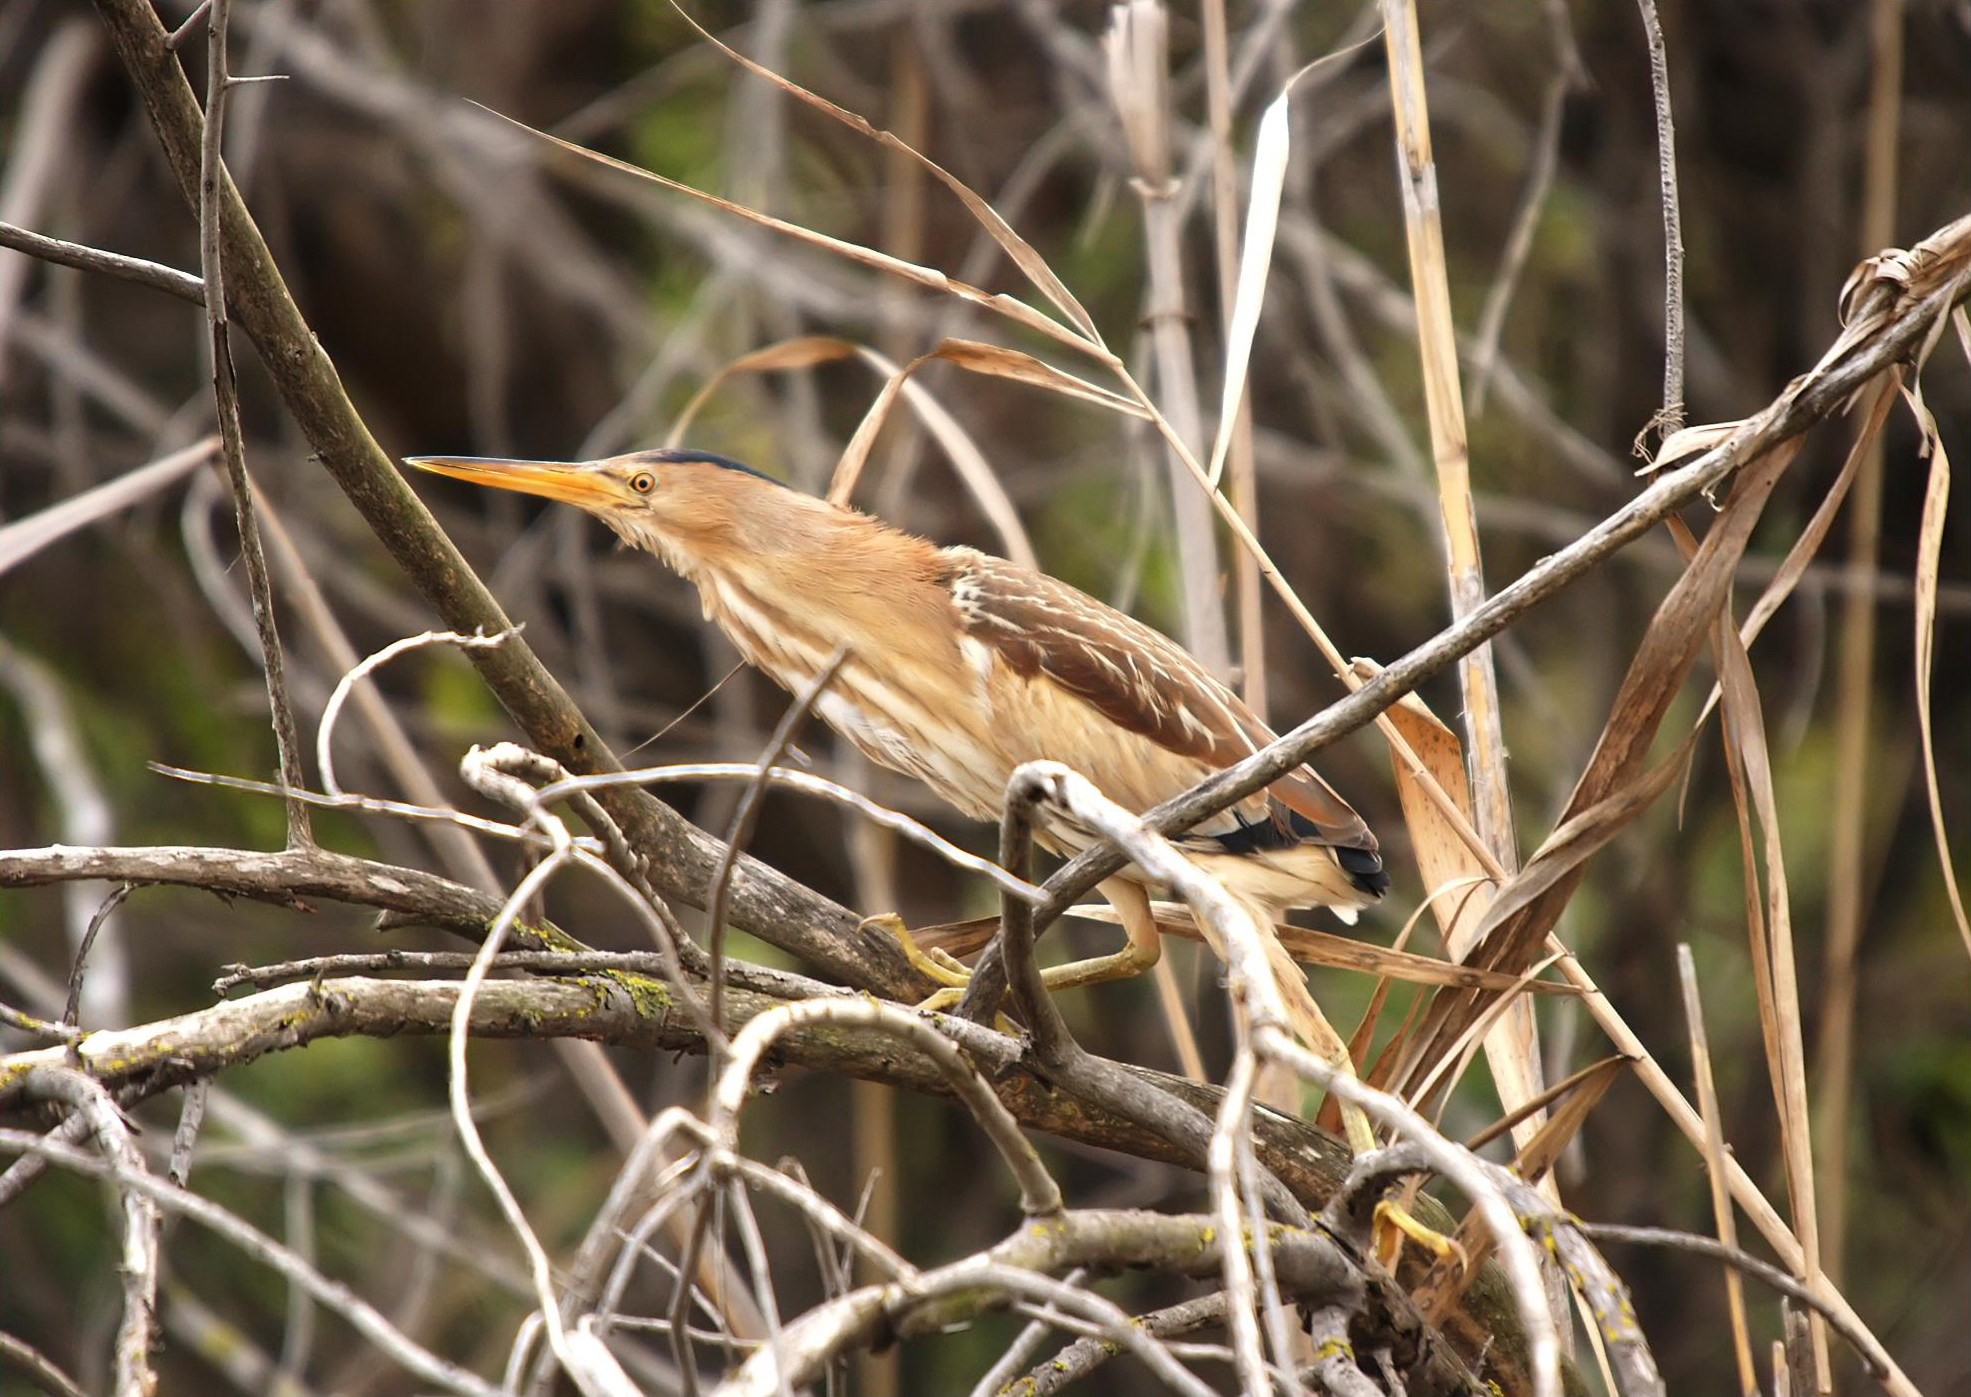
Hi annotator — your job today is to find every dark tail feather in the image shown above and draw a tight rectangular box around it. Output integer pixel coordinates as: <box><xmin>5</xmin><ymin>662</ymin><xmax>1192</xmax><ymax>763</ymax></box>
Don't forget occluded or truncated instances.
<box><xmin>1334</xmin><ymin>845</ymin><xmax>1390</xmax><ymax>899</ymax></box>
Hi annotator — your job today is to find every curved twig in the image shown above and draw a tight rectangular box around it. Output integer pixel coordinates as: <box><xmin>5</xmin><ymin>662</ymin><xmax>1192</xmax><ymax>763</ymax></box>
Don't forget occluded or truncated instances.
<box><xmin>316</xmin><ymin>628</ymin><xmax>517</xmax><ymax>798</ymax></box>
<box><xmin>713</xmin><ymin>999</ymin><xmax>1061</xmax><ymax>1218</ymax></box>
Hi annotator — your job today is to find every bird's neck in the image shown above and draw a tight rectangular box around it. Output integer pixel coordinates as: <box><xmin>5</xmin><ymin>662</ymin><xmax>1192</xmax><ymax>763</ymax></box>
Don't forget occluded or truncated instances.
<box><xmin>655</xmin><ymin>497</ymin><xmax>954</xmax><ymax>686</ymax></box>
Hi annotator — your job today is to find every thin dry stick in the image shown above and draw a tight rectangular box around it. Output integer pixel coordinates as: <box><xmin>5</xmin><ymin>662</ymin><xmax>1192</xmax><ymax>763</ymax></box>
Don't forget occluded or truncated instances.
<box><xmin>199</xmin><ymin>0</ymin><xmax>310</xmax><ymax>849</ymax></box>
<box><xmin>0</xmin><ymin>1127</ymin><xmax>503</xmax><ymax>1397</ymax></box>
<box><xmin>1677</xmin><ymin>944</ymin><xmax>1757</xmax><ymax>1397</ymax></box>
<box><xmin>1634</xmin><ymin>0</ymin><xmax>1685</xmax><ymax>437</ymax></box>
<box><xmin>315</xmin><ymin>629</ymin><xmax>516</xmax><ymax>799</ymax></box>
<box><xmin>1580</xmin><ymin>1223</ymin><xmax>1899</xmax><ymax>1392</ymax></box>
<box><xmin>19</xmin><ymin>1067</ymin><xmax>159</xmax><ymax>1397</ymax></box>
<box><xmin>254</xmin><ymin>496</ymin><xmax>503</xmax><ymax>886</ymax></box>
<box><xmin>0</xmin><ymin>220</ymin><xmax>205</xmax><ymax>305</ymax></box>
<box><xmin>0</xmin><ymin>1332</ymin><xmax>87</xmax><ymax>1397</ymax></box>
<box><xmin>1816</xmin><ymin>0</ymin><xmax>1904</xmax><ymax>1294</ymax></box>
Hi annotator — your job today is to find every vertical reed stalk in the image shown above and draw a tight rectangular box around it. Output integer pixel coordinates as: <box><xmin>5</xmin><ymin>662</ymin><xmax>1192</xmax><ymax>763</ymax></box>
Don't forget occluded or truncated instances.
<box><xmin>1378</xmin><ymin>0</ymin><xmax>1548</xmax><ymax>1143</ymax></box>
<box><xmin>1202</xmin><ymin>0</ymin><xmax>1266</xmax><ymax>717</ymax></box>
<box><xmin>1107</xmin><ymin>0</ymin><xmax>1232</xmax><ymax>678</ymax></box>
<box><xmin>1815</xmin><ymin>0</ymin><xmax>1903</xmax><ymax>1299</ymax></box>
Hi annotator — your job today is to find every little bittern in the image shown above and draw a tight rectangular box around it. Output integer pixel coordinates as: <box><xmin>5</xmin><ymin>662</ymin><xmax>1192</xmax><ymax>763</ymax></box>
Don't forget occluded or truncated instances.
<box><xmin>407</xmin><ymin>449</ymin><xmax>1388</xmax><ymax>1045</ymax></box>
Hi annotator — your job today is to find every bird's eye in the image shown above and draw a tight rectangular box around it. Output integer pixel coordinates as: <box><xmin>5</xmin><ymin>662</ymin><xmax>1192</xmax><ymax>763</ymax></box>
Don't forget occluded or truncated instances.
<box><xmin>629</xmin><ymin>472</ymin><xmax>656</xmax><ymax>495</ymax></box>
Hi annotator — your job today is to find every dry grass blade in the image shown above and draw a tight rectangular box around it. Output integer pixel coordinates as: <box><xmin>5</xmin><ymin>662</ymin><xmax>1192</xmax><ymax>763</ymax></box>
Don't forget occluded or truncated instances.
<box><xmin>669</xmin><ymin>336</ymin><xmax>1146</xmax><ymax>454</ymax></box>
<box><xmin>827</xmin><ymin>346</ymin><xmax>1036</xmax><ymax>568</ymax></box>
<box><xmin>473</xmin><ymin>105</ymin><xmax>1096</xmax><ymax>358</ymax></box>
<box><xmin>1462</xmin><ymin>1053</ymin><xmax>1632</xmax><ymax>1156</ymax></box>
<box><xmin>1901</xmin><ymin>355</ymin><xmax>1971</xmax><ymax>956</ymax></box>
<box><xmin>0</xmin><ymin>437</ymin><xmax>218</xmax><ymax>577</ymax></box>
<box><xmin>666</xmin><ymin>2</ymin><xmax>1101</xmax><ymax>350</ymax></box>
<box><xmin>1394</xmin><ymin>439</ymin><xmax>1800</xmax><ymax>1102</ymax></box>
<box><xmin>818</xmin><ymin>341</ymin><xmax>1065</xmax><ymax>568</ymax></box>
<box><xmin>666</xmin><ymin>333</ymin><xmax>1147</xmax><ymax>571</ymax></box>
<box><xmin>666</xmin><ymin>335</ymin><xmax>863</xmax><ymax>446</ymax></box>
<box><xmin>904</xmin><ymin>904</ymin><xmax>1575</xmax><ymax>996</ymax></box>
<box><xmin>1351</xmin><ymin>659</ymin><xmax>1492</xmax><ymax>955</ymax></box>
<box><xmin>927</xmin><ymin>339</ymin><xmax>1147</xmax><ymax>418</ymax></box>
<box><xmin>1684</xmin><ymin>378</ymin><xmax>1900</xmax><ymax>740</ymax></box>
<box><xmin>1704</xmin><ymin>523</ymin><xmax>1829</xmax><ymax>1373</ymax></box>
<box><xmin>1203</xmin><ymin>83</ymin><xmax>1287</xmax><ymax>492</ymax></box>
<box><xmin>1348</xmin><ymin>661</ymin><xmax>1559</xmax><ymax>1152</ymax></box>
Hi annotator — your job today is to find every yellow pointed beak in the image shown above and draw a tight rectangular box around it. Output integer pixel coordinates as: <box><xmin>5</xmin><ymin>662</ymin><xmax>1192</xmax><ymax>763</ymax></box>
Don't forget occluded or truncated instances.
<box><xmin>403</xmin><ymin>456</ymin><xmax>620</xmax><ymax>509</ymax></box>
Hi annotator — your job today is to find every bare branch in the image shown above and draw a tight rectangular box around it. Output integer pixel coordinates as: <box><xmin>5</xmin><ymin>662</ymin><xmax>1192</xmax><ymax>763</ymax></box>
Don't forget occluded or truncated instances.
<box><xmin>1579</xmin><ymin>1223</ymin><xmax>1898</xmax><ymax>1392</ymax></box>
<box><xmin>0</xmin><ymin>1331</ymin><xmax>88</xmax><ymax>1397</ymax></box>
<box><xmin>0</xmin><ymin>220</ymin><xmax>205</xmax><ymax>304</ymax></box>
<box><xmin>17</xmin><ymin>1067</ymin><xmax>158</xmax><ymax>1397</ymax></box>
<box><xmin>199</xmin><ymin>0</ymin><xmax>310</xmax><ymax>849</ymax></box>
<box><xmin>1633</xmin><ymin>0</ymin><xmax>1686</xmax><ymax>437</ymax></box>
<box><xmin>714</xmin><ymin>999</ymin><xmax>1062</xmax><ymax>1219</ymax></box>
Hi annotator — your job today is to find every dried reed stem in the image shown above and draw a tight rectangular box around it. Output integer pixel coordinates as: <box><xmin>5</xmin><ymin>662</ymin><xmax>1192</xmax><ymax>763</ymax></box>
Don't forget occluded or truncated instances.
<box><xmin>1379</xmin><ymin>0</ymin><xmax>1550</xmax><ymax>1193</ymax></box>
<box><xmin>1202</xmin><ymin>0</ymin><xmax>1266</xmax><ymax>717</ymax></box>
<box><xmin>1107</xmin><ymin>0</ymin><xmax>1232</xmax><ymax>677</ymax></box>
<box><xmin>1815</xmin><ymin>0</ymin><xmax>1904</xmax><ymax>1305</ymax></box>
<box><xmin>1678</xmin><ymin>945</ymin><xmax>1758</xmax><ymax>1396</ymax></box>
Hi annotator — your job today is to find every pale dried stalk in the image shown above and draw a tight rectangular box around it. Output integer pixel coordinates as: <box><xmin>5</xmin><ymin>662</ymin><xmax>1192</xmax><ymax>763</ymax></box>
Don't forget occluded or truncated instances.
<box><xmin>1678</xmin><ymin>945</ymin><xmax>1757</xmax><ymax>1396</ymax></box>
<box><xmin>1201</xmin><ymin>0</ymin><xmax>1267</xmax><ymax>720</ymax></box>
<box><xmin>1378</xmin><ymin>0</ymin><xmax>1549</xmax><ymax>1188</ymax></box>
<box><xmin>1107</xmin><ymin>0</ymin><xmax>1232</xmax><ymax>678</ymax></box>
<box><xmin>1815</xmin><ymin>0</ymin><xmax>1904</xmax><ymax>1298</ymax></box>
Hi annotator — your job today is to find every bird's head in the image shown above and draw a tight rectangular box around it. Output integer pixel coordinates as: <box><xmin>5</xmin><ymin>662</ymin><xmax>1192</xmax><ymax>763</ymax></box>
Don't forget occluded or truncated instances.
<box><xmin>404</xmin><ymin>448</ymin><xmax>792</xmax><ymax>570</ymax></box>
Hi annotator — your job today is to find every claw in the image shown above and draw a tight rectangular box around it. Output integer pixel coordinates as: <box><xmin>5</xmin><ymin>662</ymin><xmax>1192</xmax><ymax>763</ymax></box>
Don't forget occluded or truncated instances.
<box><xmin>1373</xmin><ymin>1199</ymin><xmax>1469</xmax><ymax>1273</ymax></box>
<box><xmin>871</xmin><ymin>914</ymin><xmax>977</xmax><ymax>993</ymax></box>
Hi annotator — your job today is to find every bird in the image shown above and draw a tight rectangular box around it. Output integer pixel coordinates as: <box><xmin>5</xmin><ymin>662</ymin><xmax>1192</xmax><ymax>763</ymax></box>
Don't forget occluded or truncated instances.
<box><xmin>405</xmin><ymin>447</ymin><xmax>1389</xmax><ymax>1053</ymax></box>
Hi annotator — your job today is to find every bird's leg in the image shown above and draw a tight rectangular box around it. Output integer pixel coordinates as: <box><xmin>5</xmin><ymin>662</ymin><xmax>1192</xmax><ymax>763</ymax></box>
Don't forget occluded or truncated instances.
<box><xmin>861</xmin><ymin>914</ymin><xmax>973</xmax><ymax>989</ymax></box>
<box><xmin>879</xmin><ymin>879</ymin><xmax>1163</xmax><ymax>1013</ymax></box>
<box><xmin>1374</xmin><ymin>1193</ymin><xmax>1470</xmax><ymax>1272</ymax></box>
<box><xmin>1032</xmin><ymin>877</ymin><xmax>1163</xmax><ymax>992</ymax></box>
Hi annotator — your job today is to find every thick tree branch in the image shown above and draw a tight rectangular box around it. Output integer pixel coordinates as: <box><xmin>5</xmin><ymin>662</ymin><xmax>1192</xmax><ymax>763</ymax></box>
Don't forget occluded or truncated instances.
<box><xmin>0</xmin><ymin>965</ymin><xmax>1537</xmax><ymax>1391</ymax></box>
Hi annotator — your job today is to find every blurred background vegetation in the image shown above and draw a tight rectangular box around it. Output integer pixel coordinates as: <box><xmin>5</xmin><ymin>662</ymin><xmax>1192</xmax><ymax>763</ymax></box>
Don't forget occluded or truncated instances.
<box><xmin>2</xmin><ymin>1</ymin><xmax>1967</xmax><ymax>1393</ymax></box>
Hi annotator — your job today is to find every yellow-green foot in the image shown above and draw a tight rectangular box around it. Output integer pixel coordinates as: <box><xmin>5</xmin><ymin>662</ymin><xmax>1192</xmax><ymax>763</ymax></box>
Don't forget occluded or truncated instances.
<box><xmin>1373</xmin><ymin>1198</ymin><xmax>1469</xmax><ymax>1273</ymax></box>
<box><xmin>862</xmin><ymin>912</ymin><xmax>972</xmax><ymax>1009</ymax></box>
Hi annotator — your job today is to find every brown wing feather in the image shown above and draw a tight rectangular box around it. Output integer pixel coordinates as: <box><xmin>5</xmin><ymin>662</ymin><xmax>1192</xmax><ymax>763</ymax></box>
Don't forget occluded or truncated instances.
<box><xmin>943</xmin><ymin>549</ymin><xmax>1375</xmax><ymax>853</ymax></box>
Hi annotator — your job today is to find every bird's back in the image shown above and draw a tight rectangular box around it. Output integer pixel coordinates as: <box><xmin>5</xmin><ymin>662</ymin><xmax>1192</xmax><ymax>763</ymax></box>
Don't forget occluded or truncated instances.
<box><xmin>678</xmin><ymin>502</ymin><xmax>1385</xmax><ymax>913</ymax></box>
